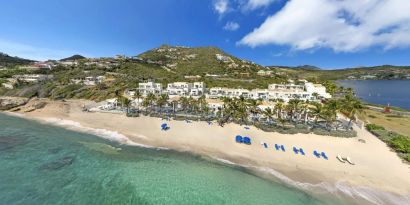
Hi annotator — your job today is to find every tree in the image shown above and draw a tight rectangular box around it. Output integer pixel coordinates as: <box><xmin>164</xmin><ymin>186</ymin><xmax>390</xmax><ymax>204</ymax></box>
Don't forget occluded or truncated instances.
<box><xmin>145</xmin><ymin>93</ymin><xmax>157</xmax><ymax>113</ymax></box>
<box><xmin>263</xmin><ymin>107</ymin><xmax>275</xmax><ymax>124</ymax></box>
<box><xmin>341</xmin><ymin>93</ymin><xmax>364</xmax><ymax>129</ymax></box>
<box><xmin>309</xmin><ymin>102</ymin><xmax>323</xmax><ymax>123</ymax></box>
<box><xmin>156</xmin><ymin>93</ymin><xmax>169</xmax><ymax>115</ymax></box>
<box><xmin>179</xmin><ymin>97</ymin><xmax>190</xmax><ymax>113</ymax></box>
<box><xmin>134</xmin><ymin>90</ymin><xmax>142</xmax><ymax>112</ymax></box>
<box><xmin>119</xmin><ymin>96</ymin><xmax>131</xmax><ymax>114</ymax></box>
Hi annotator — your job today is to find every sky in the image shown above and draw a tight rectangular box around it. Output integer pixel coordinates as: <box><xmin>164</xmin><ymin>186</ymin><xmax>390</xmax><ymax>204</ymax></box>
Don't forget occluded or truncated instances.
<box><xmin>1</xmin><ymin>0</ymin><xmax>410</xmax><ymax>69</ymax></box>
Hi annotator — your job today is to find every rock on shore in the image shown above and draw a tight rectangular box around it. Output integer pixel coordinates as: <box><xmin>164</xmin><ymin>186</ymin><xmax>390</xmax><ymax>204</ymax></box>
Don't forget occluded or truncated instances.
<box><xmin>0</xmin><ymin>97</ymin><xmax>29</xmax><ymax>110</ymax></box>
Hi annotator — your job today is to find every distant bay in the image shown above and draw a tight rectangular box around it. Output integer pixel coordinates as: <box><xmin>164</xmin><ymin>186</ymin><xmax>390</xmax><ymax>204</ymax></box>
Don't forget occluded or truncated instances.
<box><xmin>337</xmin><ymin>80</ymin><xmax>410</xmax><ymax>110</ymax></box>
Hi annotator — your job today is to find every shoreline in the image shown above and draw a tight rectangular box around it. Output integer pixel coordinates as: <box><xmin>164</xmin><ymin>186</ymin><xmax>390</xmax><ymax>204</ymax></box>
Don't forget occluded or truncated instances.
<box><xmin>3</xmin><ymin>99</ymin><xmax>410</xmax><ymax>205</ymax></box>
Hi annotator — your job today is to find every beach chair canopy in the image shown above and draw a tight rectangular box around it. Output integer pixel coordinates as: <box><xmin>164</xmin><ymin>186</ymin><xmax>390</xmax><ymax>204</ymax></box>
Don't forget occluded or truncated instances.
<box><xmin>235</xmin><ymin>135</ymin><xmax>243</xmax><ymax>143</ymax></box>
<box><xmin>243</xmin><ymin>137</ymin><xmax>251</xmax><ymax>145</ymax></box>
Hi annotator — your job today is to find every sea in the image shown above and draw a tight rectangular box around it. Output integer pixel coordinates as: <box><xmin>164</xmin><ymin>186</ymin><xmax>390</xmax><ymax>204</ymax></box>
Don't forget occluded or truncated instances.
<box><xmin>0</xmin><ymin>113</ymin><xmax>405</xmax><ymax>205</ymax></box>
<box><xmin>337</xmin><ymin>80</ymin><xmax>410</xmax><ymax>110</ymax></box>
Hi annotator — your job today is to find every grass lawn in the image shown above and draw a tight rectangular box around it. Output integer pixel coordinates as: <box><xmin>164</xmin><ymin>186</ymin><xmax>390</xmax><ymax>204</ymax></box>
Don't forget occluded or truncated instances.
<box><xmin>358</xmin><ymin>109</ymin><xmax>410</xmax><ymax>137</ymax></box>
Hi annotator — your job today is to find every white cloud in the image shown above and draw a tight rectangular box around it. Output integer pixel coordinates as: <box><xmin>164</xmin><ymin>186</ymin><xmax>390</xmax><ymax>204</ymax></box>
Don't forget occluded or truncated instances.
<box><xmin>239</xmin><ymin>0</ymin><xmax>410</xmax><ymax>52</ymax></box>
<box><xmin>0</xmin><ymin>39</ymin><xmax>83</xmax><ymax>61</ymax></box>
<box><xmin>243</xmin><ymin>0</ymin><xmax>277</xmax><ymax>10</ymax></box>
<box><xmin>223</xmin><ymin>21</ymin><xmax>240</xmax><ymax>31</ymax></box>
<box><xmin>214</xmin><ymin>0</ymin><xmax>230</xmax><ymax>15</ymax></box>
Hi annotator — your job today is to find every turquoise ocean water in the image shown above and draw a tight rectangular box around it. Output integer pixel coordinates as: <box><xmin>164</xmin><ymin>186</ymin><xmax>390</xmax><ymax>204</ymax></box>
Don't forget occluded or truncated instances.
<box><xmin>0</xmin><ymin>113</ymin><xmax>361</xmax><ymax>205</ymax></box>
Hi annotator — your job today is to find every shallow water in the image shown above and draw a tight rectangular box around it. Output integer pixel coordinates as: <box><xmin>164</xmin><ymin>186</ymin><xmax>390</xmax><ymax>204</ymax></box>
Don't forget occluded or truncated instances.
<box><xmin>0</xmin><ymin>113</ymin><xmax>360</xmax><ymax>205</ymax></box>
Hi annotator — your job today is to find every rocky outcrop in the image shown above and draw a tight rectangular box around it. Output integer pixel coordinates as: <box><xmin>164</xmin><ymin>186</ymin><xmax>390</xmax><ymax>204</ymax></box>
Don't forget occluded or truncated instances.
<box><xmin>0</xmin><ymin>97</ymin><xmax>29</xmax><ymax>110</ymax></box>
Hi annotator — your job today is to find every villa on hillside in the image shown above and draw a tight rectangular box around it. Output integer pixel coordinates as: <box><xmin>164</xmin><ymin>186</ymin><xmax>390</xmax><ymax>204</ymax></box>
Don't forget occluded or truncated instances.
<box><xmin>71</xmin><ymin>76</ymin><xmax>106</xmax><ymax>86</ymax></box>
<box><xmin>167</xmin><ymin>82</ymin><xmax>206</xmax><ymax>97</ymax></box>
<box><xmin>13</xmin><ymin>74</ymin><xmax>53</xmax><ymax>83</ymax></box>
<box><xmin>138</xmin><ymin>81</ymin><xmax>163</xmax><ymax>96</ymax></box>
<box><xmin>208</xmin><ymin>82</ymin><xmax>331</xmax><ymax>102</ymax></box>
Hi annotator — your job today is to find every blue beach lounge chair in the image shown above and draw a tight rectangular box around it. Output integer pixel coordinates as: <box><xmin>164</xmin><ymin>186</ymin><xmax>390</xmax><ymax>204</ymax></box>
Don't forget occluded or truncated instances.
<box><xmin>274</xmin><ymin>144</ymin><xmax>280</xmax><ymax>151</ymax></box>
<box><xmin>263</xmin><ymin>143</ymin><xmax>268</xmax><ymax>148</ymax></box>
<box><xmin>313</xmin><ymin>150</ymin><xmax>321</xmax><ymax>158</ymax></box>
<box><xmin>321</xmin><ymin>152</ymin><xmax>328</xmax><ymax>160</ymax></box>
<box><xmin>299</xmin><ymin>148</ymin><xmax>305</xmax><ymax>155</ymax></box>
<box><xmin>161</xmin><ymin>123</ymin><xmax>168</xmax><ymax>131</ymax></box>
<box><xmin>280</xmin><ymin>145</ymin><xmax>285</xmax><ymax>152</ymax></box>
<box><xmin>243</xmin><ymin>137</ymin><xmax>251</xmax><ymax>145</ymax></box>
<box><xmin>293</xmin><ymin>147</ymin><xmax>299</xmax><ymax>154</ymax></box>
<box><xmin>244</xmin><ymin>126</ymin><xmax>250</xmax><ymax>130</ymax></box>
<box><xmin>235</xmin><ymin>135</ymin><xmax>243</xmax><ymax>143</ymax></box>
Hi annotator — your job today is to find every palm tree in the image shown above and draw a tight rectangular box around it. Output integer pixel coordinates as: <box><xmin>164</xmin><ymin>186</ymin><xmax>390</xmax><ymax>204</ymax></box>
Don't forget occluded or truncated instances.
<box><xmin>309</xmin><ymin>102</ymin><xmax>323</xmax><ymax>123</ymax></box>
<box><xmin>119</xmin><ymin>96</ymin><xmax>131</xmax><ymax>114</ymax></box>
<box><xmin>156</xmin><ymin>93</ymin><xmax>169</xmax><ymax>115</ymax></box>
<box><xmin>321</xmin><ymin>99</ymin><xmax>340</xmax><ymax>130</ymax></box>
<box><xmin>247</xmin><ymin>98</ymin><xmax>261</xmax><ymax>123</ymax></box>
<box><xmin>263</xmin><ymin>107</ymin><xmax>275</xmax><ymax>124</ymax></box>
<box><xmin>341</xmin><ymin>94</ymin><xmax>364</xmax><ymax>129</ymax></box>
<box><xmin>145</xmin><ymin>93</ymin><xmax>157</xmax><ymax>113</ymax></box>
<box><xmin>179</xmin><ymin>97</ymin><xmax>190</xmax><ymax>113</ymax></box>
<box><xmin>134</xmin><ymin>90</ymin><xmax>142</xmax><ymax>112</ymax></box>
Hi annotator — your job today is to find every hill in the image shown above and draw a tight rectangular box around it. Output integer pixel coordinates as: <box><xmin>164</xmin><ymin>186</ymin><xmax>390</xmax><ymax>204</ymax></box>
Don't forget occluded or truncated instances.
<box><xmin>272</xmin><ymin>65</ymin><xmax>410</xmax><ymax>80</ymax></box>
<box><xmin>137</xmin><ymin>45</ymin><xmax>265</xmax><ymax>76</ymax></box>
<box><xmin>60</xmin><ymin>55</ymin><xmax>86</xmax><ymax>61</ymax></box>
<box><xmin>0</xmin><ymin>52</ymin><xmax>34</xmax><ymax>67</ymax></box>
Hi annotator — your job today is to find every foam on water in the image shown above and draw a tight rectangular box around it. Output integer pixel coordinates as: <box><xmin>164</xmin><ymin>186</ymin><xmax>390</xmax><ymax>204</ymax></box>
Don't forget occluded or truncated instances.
<box><xmin>211</xmin><ymin>157</ymin><xmax>410</xmax><ymax>205</ymax></box>
<box><xmin>39</xmin><ymin>117</ymin><xmax>169</xmax><ymax>150</ymax></box>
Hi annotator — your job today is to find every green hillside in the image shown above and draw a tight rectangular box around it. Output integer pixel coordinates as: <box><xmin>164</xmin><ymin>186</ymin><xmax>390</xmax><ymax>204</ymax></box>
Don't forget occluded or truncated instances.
<box><xmin>0</xmin><ymin>52</ymin><xmax>34</xmax><ymax>67</ymax></box>
<box><xmin>60</xmin><ymin>55</ymin><xmax>86</xmax><ymax>61</ymax></box>
<box><xmin>138</xmin><ymin>45</ymin><xmax>264</xmax><ymax>76</ymax></box>
<box><xmin>274</xmin><ymin>65</ymin><xmax>410</xmax><ymax>80</ymax></box>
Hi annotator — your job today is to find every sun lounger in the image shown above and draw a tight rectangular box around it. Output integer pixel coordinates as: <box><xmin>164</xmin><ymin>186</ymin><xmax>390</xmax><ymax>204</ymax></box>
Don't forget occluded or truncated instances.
<box><xmin>344</xmin><ymin>157</ymin><xmax>355</xmax><ymax>165</ymax></box>
<box><xmin>299</xmin><ymin>148</ymin><xmax>305</xmax><ymax>155</ymax></box>
<box><xmin>161</xmin><ymin>123</ymin><xmax>169</xmax><ymax>131</ymax></box>
<box><xmin>293</xmin><ymin>147</ymin><xmax>299</xmax><ymax>154</ymax></box>
<box><xmin>321</xmin><ymin>152</ymin><xmax>328</xmax><ymax>160</ymax></box>
<box><xmin>337</xmin><ymin>154</ymin><xmax>345</xmax><ymax>163</ymax></box>
<box><xmin>313</xmin><ymin>150</ymin><xmax>321</xmax><ymax>158</ymax></box>
<box><xmin>244</xmin><ymin>126</ymin><xmax>250</xmax><ymax>130</ymax></box>
<box><xmin>274</xmin><ymin>144</ymin><xmax>280</xmax><ymax>151</ymax></box>
<box><xmin>280</xmin><ymin>145</ymin><xmax>285</xmax><ymax>152</ymax></box>
<box><xmin>243</xmin><ymin>137</ymin><xmax>251</xmax><ymax>145</ymax></box>
<box><xmin>235</xmin><ymin>135</ymin><xmax>243</xmax><ymax>143</ymax></box>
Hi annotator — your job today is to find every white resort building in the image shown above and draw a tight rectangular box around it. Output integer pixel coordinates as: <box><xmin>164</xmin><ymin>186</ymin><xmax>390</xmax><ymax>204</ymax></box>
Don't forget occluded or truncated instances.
<box><xmin>138</xmin><ymin>81</ymin><xmax>163</xmax><ymax>96</ymax></box>
<box><xmin>207</xmin><ymin>82</ymin><xmax>331</xmax><ymax>102</ymax></box>
<box><xmin>166</xmin><ymin>82</ymin><xmax>205</xmax><ymax>97</ymax></box>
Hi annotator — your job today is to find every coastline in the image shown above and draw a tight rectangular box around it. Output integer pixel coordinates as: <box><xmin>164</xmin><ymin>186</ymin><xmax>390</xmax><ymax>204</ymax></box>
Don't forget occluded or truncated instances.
<box><xmin>3</xmin><ymin>99</ymin><xmax>410</xmax><ymax>205</ymax></box>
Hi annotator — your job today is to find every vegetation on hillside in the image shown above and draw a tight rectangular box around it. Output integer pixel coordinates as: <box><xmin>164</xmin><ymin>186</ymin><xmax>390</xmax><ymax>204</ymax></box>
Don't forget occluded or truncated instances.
<box><xmin>60</xmin><ymin>55</ymin><xmax>86</xmax><ymax>61</ymax></box>
<box><xmin>275</xmin><ymin>65</ymin><xmax>410</xmax><ymax>80</ymax></box>
<box><xmin>0</xmin><ymin>52</ymin><xmax>33</xmax><ymax>67</ymax></box>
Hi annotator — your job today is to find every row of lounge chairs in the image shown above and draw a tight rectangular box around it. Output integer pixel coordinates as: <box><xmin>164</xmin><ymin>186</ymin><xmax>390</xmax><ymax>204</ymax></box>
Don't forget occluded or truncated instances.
<box><xmin>313</xmin><ymin>150</ymin><xmax>328</xmax><ymax>160</ymax></box>
<box><xmin>248</xmin><ymin>140</ymin><xmax>331</xmax><ymax>160</ymax></box>
<box><xmin>293</xmin><ymin>147</ymin><xmax>306</xmax><ymax>155</ymax></box>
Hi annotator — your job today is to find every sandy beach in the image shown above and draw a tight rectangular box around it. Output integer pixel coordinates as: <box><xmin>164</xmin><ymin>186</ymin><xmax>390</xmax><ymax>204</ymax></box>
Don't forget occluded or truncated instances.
<box><xmin>6</xmin><ymin>99</ymin><xmax>410</xmax><ymax>204</ymax></box>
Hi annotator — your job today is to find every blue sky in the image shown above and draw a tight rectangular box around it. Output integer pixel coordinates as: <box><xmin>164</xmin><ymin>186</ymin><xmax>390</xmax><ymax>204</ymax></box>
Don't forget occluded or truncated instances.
<box><xmin>0</xmin><ymin>0</ymin><xmax>409</xmax><ymax>69</ymax></box>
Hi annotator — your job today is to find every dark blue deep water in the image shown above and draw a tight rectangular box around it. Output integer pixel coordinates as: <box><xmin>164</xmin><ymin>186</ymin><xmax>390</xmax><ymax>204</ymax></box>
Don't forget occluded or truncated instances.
<box><xmin>337</xmin><ymin>80</ymin><xmax>410</xmax><ymax>110</ymax></box>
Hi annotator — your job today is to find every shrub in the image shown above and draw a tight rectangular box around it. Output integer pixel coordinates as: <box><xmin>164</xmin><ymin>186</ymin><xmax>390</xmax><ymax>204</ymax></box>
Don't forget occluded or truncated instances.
<box><xmin>366</xmin><ymin>123</ymin><xmax>410</xmax><ymax>163</ymax></box>
<box><xmin>366</xmin><ymin>124</ymin><xmax>385</xmax><ymax>131</ymax></box>
<box><xmin>390</xmin><ymin>135</ymin><xmax>410</xmax><ymax>153</ymax></box>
